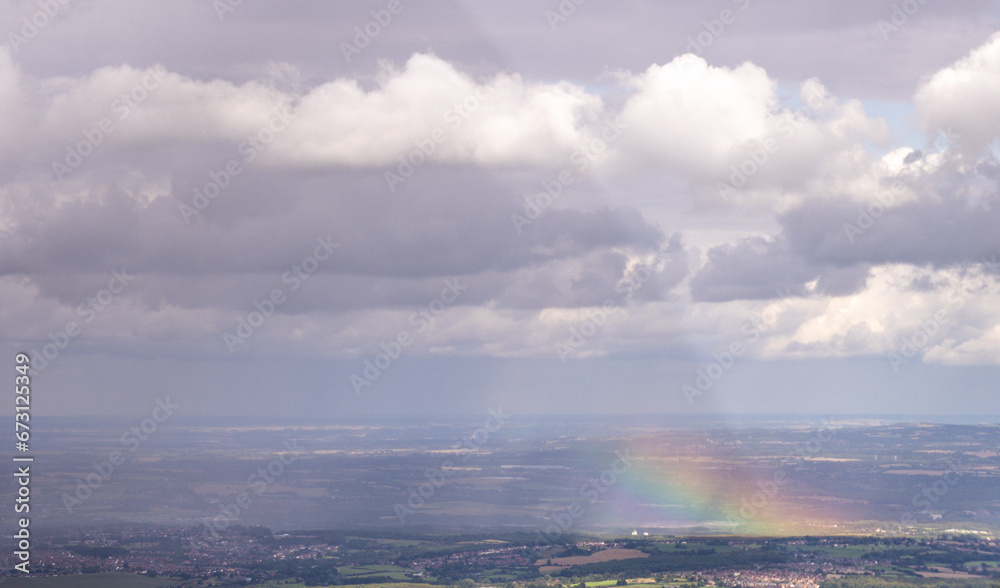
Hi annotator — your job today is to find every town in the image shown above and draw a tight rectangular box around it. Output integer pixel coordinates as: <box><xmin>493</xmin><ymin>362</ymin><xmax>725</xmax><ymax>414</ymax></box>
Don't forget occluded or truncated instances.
<box><xmin>8</xmin><ymin>525</ymin><xmax>999</xmax><ymax>588</ymax></box>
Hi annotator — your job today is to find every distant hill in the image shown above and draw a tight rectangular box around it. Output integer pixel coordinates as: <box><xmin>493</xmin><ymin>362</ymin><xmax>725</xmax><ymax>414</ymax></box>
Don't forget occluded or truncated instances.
<box><xmin>0</xmin><ymin>572</ymin><xmax>177</xmax><ymax>588</ymax></box>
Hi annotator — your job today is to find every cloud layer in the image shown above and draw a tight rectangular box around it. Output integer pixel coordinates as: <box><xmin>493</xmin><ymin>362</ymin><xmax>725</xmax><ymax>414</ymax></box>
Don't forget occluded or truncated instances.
<box><xmin>2</xmin><ymin>2</ymin><xmax>999</xmax><ymax>416</ymax></box>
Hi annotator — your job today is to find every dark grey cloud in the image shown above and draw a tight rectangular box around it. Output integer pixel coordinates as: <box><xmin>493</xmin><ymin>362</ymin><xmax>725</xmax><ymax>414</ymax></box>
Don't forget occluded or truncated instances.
<box><xmin>690</xmin><ymin>157</ymin><xmax>1000</xmax><ymax>303</ymax></box>
<box><xmin>781</xmin><ymin>160</ymin><xmax>1000</xmax><ymax>268</ymax></box>
<box><xmin>689</xmin><ymin>235</ymin><xmax>870</xmax><ymax>302</ymax></box>
<box><xmin>0</xmin><ymin>166</ymin><xmax>670</xmax><ymax>313</ymax></box>
<box><xmin>496</xmin><ymin>231</ymin><xmax>688</xmax><ymax>309</ymax></box>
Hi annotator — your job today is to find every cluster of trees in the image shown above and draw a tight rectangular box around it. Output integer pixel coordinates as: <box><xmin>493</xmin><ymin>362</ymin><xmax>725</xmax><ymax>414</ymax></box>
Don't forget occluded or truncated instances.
<box><xmin>861</xmin><ymin>546</ymin><xmax>999</xmax><ymax>572</ymax></box>
<box><xmin>821</xmin><ymin>577</ymin><xmax>993</xmax><ymax>588</ymax></box>
<box><xmin>556</xmin><ymin>549</ymin><xmax>790</xmax><ymax>576</ymax></box>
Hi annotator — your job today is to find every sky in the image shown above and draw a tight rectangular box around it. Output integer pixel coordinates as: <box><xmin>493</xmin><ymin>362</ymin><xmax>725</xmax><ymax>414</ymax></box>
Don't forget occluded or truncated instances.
<box><xmin>2</xmin><ymin>0</ymin><xmax>1000</xmax><ymax>418</ymax></box>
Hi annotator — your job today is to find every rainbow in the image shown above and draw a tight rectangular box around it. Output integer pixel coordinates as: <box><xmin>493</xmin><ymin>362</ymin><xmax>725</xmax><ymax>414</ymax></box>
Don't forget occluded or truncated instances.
<box><xmin>579</xmin><ymin>436</ymin><xmax>848</xmax><ymax>535</ymax></box>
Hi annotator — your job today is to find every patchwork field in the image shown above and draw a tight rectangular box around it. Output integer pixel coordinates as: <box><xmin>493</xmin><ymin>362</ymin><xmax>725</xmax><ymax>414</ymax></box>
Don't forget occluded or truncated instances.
<box><xmin>538</xmin><ymin>548</ymin><xmax>650</xmax><ymax>571</ymax></box>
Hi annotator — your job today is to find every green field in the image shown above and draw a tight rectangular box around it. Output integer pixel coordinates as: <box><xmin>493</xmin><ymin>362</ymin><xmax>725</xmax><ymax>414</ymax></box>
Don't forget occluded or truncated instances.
<box><xmin>794</xmin><ymin>544</ymin><xmax>874</xmax><ymax>558</ymax></box>
<box><xmin>643</xmin><ymin>542</ymin><xmax>741</xmax><ymax>555</ymax></box>
<box><xmin>256</xmin><ymin>584</ymin><xmax>434</xmax><ymax>588</ymax></box>
<box><xmin>1</xmin><ymin>572</ymin><xmax>178</xmax><ymax>588</ymax></box>
<box><xmin>582</xmin><ymin>579</ymin><xmax>699</xmax><ymax>588</ymax></box>
<box><xmin>586</xmin><ymin>585</ymin><xmax>686</xmax><ymax>588</ymax></box>
<box><xmin>337</xmin><ymin>564</ymin><xmax>412</xmax><ymax>580</ymax></box>
<box><xmin>376</xmin><ymin>539</ymin><xmax>430</xmax><ymax>547</ymax></box>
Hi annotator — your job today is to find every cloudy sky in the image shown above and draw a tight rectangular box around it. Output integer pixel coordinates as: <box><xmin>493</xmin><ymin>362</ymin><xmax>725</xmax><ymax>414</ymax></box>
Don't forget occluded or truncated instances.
<box><xmin>3</xmin><ymin>0</ymin><xmax>1000</xmax><ymax>418</ymax></box>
